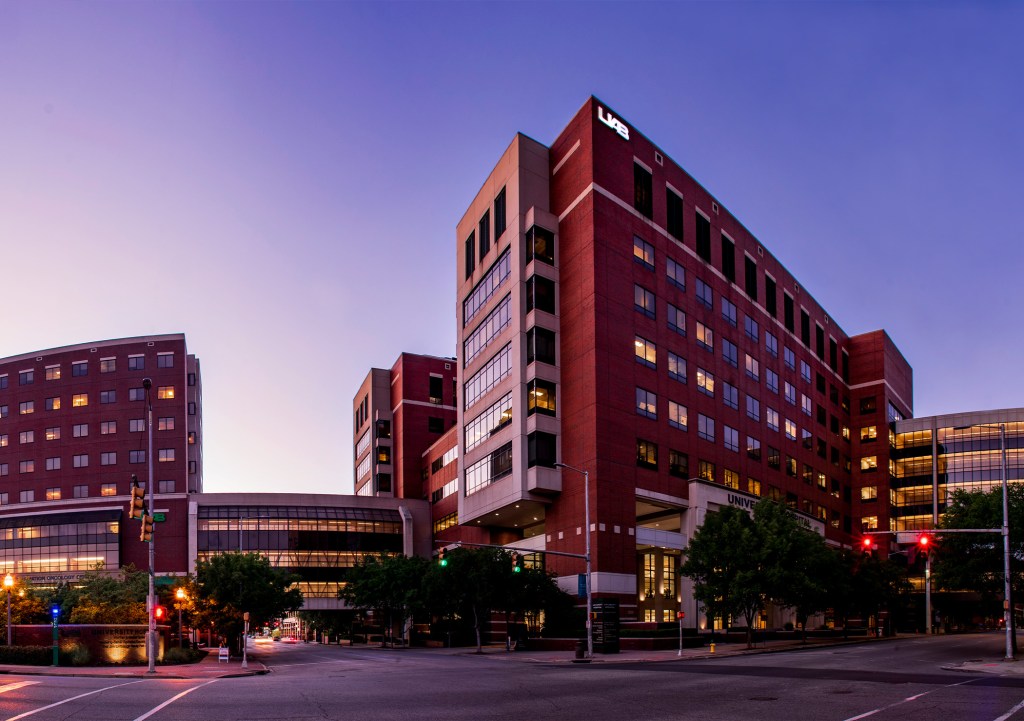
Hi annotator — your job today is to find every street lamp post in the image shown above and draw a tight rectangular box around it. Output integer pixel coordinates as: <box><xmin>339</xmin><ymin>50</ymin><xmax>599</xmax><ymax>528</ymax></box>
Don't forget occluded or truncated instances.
<box><xmin>175</xmin><ymin>588</ymin><xmax>186</xmax><ymax>649</ymax></box>
<box><xmin>143</xmin><ymin>378</ymin><xmax>157</xmax><ymax>674</ymax></box>
<box><xmin>4</xmin><ymin>574</ymin><xmax>13</xmax><ymax>647</ymax></box>
<box><xmin>555</xmin><ymin>462</ymin><xmax>592</xmax><ymax>659</ymax></box>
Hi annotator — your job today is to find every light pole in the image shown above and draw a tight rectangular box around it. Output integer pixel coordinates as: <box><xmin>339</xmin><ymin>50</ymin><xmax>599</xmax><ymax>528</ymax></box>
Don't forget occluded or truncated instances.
<box><xmin>955</xmin><ymin>422</ymin><xmax>1014</xmax><ymax>661</ymax></box>
<box><xmin>4</xmin><ymin>574</ymin><xmax>13</xmax><ymax>646</ymax></box>
<box><xmin>143</xmin><ymin>378</ymin><xmax>157</xmax><ymax>674</ymax></box>
<box><xmin>555</xmin><ymin>462</ymin><xmax>592</xmax><ymax>659</ymax></box>
<box><xmin>175</xmin><ymin>588</ymin><xmax>186</xmax><ymax>649</ymax></box>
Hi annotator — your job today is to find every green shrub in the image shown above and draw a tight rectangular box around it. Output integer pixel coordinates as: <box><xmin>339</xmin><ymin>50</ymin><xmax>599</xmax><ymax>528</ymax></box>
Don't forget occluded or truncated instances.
<box><xmin>161</xmin><ymin>647</ymin><xmax>205</xmax><ymax>665</ymax></box>
<box><xmin>65</xmin><ymin>645</ymin><xmax>91</xmax><ymax>667</ymax></box>
<box><xmin>0</xmin><ymin>645</ymin><xmax>53</xmax><ymax>666</ymax></box>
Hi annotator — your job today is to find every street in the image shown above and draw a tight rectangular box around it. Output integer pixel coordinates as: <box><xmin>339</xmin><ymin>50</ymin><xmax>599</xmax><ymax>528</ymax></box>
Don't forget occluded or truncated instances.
<box><xmin>0</xmin><ymin>634</ymin><xmax>1022</xmax><ymax>720</ymax></box>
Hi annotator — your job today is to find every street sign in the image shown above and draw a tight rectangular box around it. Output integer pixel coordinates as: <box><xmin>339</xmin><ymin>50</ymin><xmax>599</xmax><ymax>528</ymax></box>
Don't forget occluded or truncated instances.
<box><xmin>153</xmin><ymin>513</ymin><xmax>166</xmax><ymax>522</ymax></box>
<box><xmin>577</xmin><ymin>574</ymin><xmax>586</xmax><ymax>598</ymax></box>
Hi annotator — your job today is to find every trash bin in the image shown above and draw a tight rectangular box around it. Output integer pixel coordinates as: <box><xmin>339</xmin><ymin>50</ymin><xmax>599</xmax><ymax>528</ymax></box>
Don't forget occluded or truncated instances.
<box><xmin>575</xmin><ymin>640</ymin><xmax>586</xmax><ymax>660</ymax></box>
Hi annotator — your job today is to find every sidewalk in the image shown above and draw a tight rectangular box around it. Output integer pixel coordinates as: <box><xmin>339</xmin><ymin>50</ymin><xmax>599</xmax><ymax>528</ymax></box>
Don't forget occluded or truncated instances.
<box><xmin>0</xmin><ymin>649</ymin><xmax>267</xmax><ymax>679</ymax></box>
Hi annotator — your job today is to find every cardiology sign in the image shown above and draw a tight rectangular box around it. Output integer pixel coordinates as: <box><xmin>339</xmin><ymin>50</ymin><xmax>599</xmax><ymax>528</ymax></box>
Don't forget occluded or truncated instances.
<box><xmin>597</xmin><ymin>106</ymin><xmax>629</xmax><ymax>140</ymax></box>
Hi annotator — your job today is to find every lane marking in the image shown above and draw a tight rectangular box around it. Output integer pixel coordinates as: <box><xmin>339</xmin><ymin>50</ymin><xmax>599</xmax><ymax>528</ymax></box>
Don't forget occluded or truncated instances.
<box><xmin>5</xmin><ymin>679</ymin><xmax>144</xmax><ymax>721</ymax></box>
<box><xmin>841</xmin><ymin>678</ymin><xmax>977</xmax><ymax>721</ymax></box>
<box><xmin>993</xmin><ymin>698</ymin><xmax>1024</xmax><ymax>721</ymax></box>
<box><xmin>0</xmin><ymin>684</ymin><xmax>36</xmax><ymax>695</ymax></box>
<box><xmin>131</xmin><ymin>680</ymin><xmax>218</xmax><ymax>721</ymax></box>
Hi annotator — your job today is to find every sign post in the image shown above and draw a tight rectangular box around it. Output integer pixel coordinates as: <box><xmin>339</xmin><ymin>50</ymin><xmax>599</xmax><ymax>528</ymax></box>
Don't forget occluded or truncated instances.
<box><xmin>50</xmin><ymin>605</ymin><xmax>59</xmax><ymax>667</ymax></box>
<box><xmin>677</xmin><ymin>611</ymin><xmax>685</xmax><ymax>657</ymax></box>
<box><xmin>242</xmin><ymin>612</ymin><xmax>249</xmax><ymax>669</ymax></box>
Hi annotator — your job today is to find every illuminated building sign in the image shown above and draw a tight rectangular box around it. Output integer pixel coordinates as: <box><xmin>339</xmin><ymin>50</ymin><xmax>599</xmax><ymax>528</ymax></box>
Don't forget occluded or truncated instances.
<box><xmin>597</xmin><ymin>106</ymin><xmax>629</xmax><ymax>140</ymax></box>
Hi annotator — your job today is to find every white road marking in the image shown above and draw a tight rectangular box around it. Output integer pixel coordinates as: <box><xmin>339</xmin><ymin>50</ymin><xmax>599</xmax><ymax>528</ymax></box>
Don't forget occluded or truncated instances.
<box><xmin>993</xmin><ymin>698</ymin><xmax>1024</xmax><ymax>721</ymax></box>
<box><xmin>841</xmin><ymin>679</ymin><xmax>976</xmax><ymax>721</ymax></box>
<box><xmin>0</xmin><ymin>683</ymin><xmax>36</xmax><ymax>695</ymax></box>
<box><xmin>131</xmin><ymin>679</ymin><xmax>218</xmax><ymax>721</ymax></box>
<box><xmin>4</xmin><ymin>679</ymin><xmax>145</xmax><ymax>721</ymax></box>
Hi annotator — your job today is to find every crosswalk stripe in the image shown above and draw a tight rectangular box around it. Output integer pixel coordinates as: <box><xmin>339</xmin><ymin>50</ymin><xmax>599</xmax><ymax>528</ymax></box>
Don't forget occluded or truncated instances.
<box><xmin>0</xmin><ymin>683</ymin><xmax>36</xmax><ymax>695</ymax></box>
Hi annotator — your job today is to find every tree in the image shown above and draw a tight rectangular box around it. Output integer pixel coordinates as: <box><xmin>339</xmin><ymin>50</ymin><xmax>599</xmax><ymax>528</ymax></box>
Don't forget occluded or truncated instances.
<box><xmin>62</xmin><ymin>565</ymin><xmax>149</xmax><ymax>624</ymax></box>
<box><xmin>339</xmin><ymin>553</ymin><xmax>431</xmax><ymax>646</ymax></box>
<box><xmin>195</xmin><ymin>552</ymin><xmax>302</xmax><ymax>650</ymax></box>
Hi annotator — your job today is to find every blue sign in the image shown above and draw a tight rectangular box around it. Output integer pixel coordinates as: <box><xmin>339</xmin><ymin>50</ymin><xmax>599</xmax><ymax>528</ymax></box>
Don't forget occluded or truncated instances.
<box><xmin>578</xmin><ymin>574</ymin><xmax>586</xmax><ymax>598</ymax></box>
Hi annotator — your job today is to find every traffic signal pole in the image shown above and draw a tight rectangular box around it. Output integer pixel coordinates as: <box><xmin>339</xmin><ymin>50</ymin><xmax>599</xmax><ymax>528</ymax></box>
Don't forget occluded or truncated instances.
<box><xmin>144</xmin><ymin>378</ymin><xmax>156</xmax><ymax>674</ymax></box>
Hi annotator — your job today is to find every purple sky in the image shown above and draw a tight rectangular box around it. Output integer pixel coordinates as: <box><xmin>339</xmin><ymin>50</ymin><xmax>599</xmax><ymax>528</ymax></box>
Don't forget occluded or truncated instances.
<box><xmin>1</xmin><ymin>2</ymin><xmax>1020</xmax><ymax>494</ymax></box>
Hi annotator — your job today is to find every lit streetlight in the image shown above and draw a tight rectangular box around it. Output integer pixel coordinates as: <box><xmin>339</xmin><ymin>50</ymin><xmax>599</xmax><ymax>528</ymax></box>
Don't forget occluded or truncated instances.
<box><xmin>175</xmin><ymin>587</ymin><xmax>187</xmax><ymax>649</ymax></box>
<box><xmin>4</xmin><ymin>573</ymin><xmax>13</xmax><ymax>647</ymax></box>
<box><xmin>554</xmin><ymin>462</ymin><xmax>592</xmax><ymax>659</ymax></box>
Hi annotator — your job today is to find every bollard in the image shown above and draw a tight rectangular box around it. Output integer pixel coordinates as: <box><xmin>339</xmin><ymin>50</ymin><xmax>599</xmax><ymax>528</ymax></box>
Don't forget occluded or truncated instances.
<box><xmin>710</xmin><ymin>642</ymin><xmax>715</xmax><ymax>654</ymax></box>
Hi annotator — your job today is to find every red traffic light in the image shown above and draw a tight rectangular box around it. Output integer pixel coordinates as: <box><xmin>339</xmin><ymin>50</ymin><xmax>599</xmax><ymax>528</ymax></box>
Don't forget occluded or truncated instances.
<box><xmin>861</xmin><ymin>537</ymin><xmax>874</xmax><ymax>552</ymax></box>
<box><xmin>918</xmin><ymin>534</ymin><xmax>932</xmax><ymax>548</ymax></box>
<box><xmin>153</xmin><ymin>605</ymin><xmax>166</xmax><ymax>621</ymax></box>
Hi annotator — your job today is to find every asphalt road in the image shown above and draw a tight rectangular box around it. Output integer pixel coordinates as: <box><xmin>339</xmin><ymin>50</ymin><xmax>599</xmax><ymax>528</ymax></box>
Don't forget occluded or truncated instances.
<box><xmin>0</xmin><ymin>634</ymin><xmax>1022</xmax><ymax>720</ymax></box>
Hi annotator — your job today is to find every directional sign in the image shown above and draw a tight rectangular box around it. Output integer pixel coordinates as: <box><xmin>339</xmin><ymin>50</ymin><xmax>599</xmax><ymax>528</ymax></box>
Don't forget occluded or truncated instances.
<box><xmin>153</xmin><ymin>513</ymin><xmax>166</xmax><ymax>522</ymax></box>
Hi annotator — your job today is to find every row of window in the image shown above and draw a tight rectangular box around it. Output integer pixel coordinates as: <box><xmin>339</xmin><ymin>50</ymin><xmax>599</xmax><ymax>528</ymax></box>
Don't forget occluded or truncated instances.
<box><xmin>630</xmin><ymin>168</ymin><xmax>850</xmax><ymax>380</ymax></box>
<box><xmin>0</xmin><ymin>387</ymin><xmax>178</xmax><ymax>418</ymax></box>
<box><xmin>0</xmin><ymin>418</ymin><xmax>180</xmax><ymax>448</ymax></box>
<box><xmin>464</xmin><ymin>187</ymin><xmax>507</xmax><ymax>280</ymax></box>
<box><xmin>0</xmin><ymin>449</ymin><xmax>177</xmax><ymax>475</ymax></box>
<box><xmin>0</xmin><ymin>480</ymin><xmax>178</xmax><ymax>505</ymax></box>
<box><xmin>0</xmin><ymin>354</ymin><xmax>176</xmax><ymax>388</ymax></box>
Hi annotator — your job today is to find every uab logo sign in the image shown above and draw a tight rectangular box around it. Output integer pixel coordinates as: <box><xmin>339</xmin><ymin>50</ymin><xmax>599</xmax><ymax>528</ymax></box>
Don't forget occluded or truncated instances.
<box><xmin>597</xmin><ymin>106</ymin><xmax>629</xmax><ymax>140</ymax></box>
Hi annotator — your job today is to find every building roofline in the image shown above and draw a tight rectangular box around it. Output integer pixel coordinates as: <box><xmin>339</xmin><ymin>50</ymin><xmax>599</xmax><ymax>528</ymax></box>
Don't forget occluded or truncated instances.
<box><xmin>0</xmin><ymin>334</ymin><xmax>187</xmax><ymax>365</ymax></box>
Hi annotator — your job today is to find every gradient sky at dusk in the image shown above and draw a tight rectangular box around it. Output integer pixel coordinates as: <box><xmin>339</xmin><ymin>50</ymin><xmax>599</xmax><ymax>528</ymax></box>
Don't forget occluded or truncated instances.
<box><xmin>2</xmin><ymin>2</ymin><xmax>1021</xmax><ymax>494</ymax></box>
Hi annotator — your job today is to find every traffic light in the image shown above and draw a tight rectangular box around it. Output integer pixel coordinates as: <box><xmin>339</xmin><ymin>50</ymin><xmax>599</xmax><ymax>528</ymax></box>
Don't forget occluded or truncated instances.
<box><xmin>438</xmin><ymin>548</ymin><xmax>447</xmax><ymax>567</ymax></box>
<box><xmin>128</xmin><ymin>479</ymin><xmax>145</xmax><ymax>520</ymax></box>
<box><xmin>918</xmin><ymin>534</ymin><xmax>932</xmax><ymax>550</ymax></box>
<box><xmin>154</xmin><ymin>605</ymin><xmax>166</xmax><ymax>622</ymax></box>
<box><xmin>140</xmin><ymin>514</ymin><xmax>154</xmax><ymax>543</ymax></box>
<box><xmin>860</xmin><ymin>537</ymin><xmax>875</xmax><ymax>553</ymax></box>
<box><xmin>511</xmin><ymin>552</ymin><xmax>522</xmax><ymax>573</ymax></box>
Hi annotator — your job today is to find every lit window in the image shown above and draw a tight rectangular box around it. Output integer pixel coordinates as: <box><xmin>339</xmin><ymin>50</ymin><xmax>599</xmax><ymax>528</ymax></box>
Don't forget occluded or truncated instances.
<box><xmin>527</xmin><ymin>379</ymin><xmax>556</xmax><ymax>416</ymax></box>
<box><xmin>861</xmin><ymin>426</ymin><xmax>877</xmax><ymax>441</ymax></box>
<box><xmin>101</xmin><ymin>484</ymin><xmax>117</xmax><ymax>497</ymax></box>
<box><xmin>696</xmin><ymin>323</ymin><xmax>713</xmax><ymax>352</ymax></box>
<box><xmin>724</xmin><ymin>469</ymin><xmax>739</xmax><ymax>489</ymax></box>
<box><xmin>19</xmin><ymin>401</ymin><xmax>34</xmax><ymax>415</ymax></box>
<box><xmin>745</xmin><ymin>355</ymin><xmax>760</xmax><ymax>381</ymax></box>
<box><xmin>0</xmin><ymin>435</ymin><xmax>6</xmax><ymax>447</ymax></box>
<box><xmin>861</xmin><ymin>486</ymin><xmax>877</xmax><ymax>501</ymax></box>
<box><xmin>45</xmin><ymin>487</ymin><xmax>60</xmax><ymax>501</ymax></box>
<box><xmin>72</xmin><ymin>394</ymin><xmax>88</xmax><ymax>407</ymax></box>
<box><xmin>668</xmin><ymin>401</ymin><xmax>687</xmax><ymax>430</ymax></box>
<box><xmin>698</xmin><ymin>460</ymin><xmax>715</xmax><ymax>482</ymax></box>
<box><xmin>45</xmin><ymin>397</ymin><xmax>60</xmax><ymax>411</ymax></box>
<box><xmin>45</xmin><ymin>427</ymin><xmax>60</xmax><ymax>441</ymax></box>
<box><xmin>45</xmin><ymin>366</ymin><xmax>61</xmax><ymax>381</ymax></box>
<box><xmin>636</xmin><ymin>388</ymin><xmax>657</xmax><ymax>419</ymax></box>
<box><xmin>697</xmin><ymin>368</ymin><xmax>715</xmax><ymax>397</ymax></box>
<box><xmin>785</xmin><ymin>419</ymin><xmax>797</xmax><ymax>441</ymax></box>
<box><xmin>636</xmin><ymin>439</ymin><xmax>658</xmax><ymax>469</ymax></box>
<box><xmin>860</xmin><ymin>456</ymin><xmax>878</xmax><ymax>472</ymax></box>
<box><xmin>157</xmin><ymin>386</ymin><xmax>175</xmax><ymax>400</ymax></box>
<box><xmin>861</xmin><ymin>516</ymin><xmax>878</xmax><ymax>531</ymax></box>
<box><xmin>635</xmin><ymin>336</ymin><xmax>657</xmax><ymax>368</ymax></box>
<box><xmin>633</xmin><ymin>236</ymin><xmax>654</xmax><ymax>270</ymax></box>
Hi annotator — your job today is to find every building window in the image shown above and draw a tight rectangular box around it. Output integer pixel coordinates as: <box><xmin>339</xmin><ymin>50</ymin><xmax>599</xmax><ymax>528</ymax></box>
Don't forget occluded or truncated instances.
<box><xmin>19</xmin><ymin>370</ymin><xmax>34</xmax><ymax>385</ymax></box>
<box><xmin>696</xmin><ymin>368</ymin><xmax>715</xmax><ymax>397</ymax></box>
<box><xmin>128</xmin><ymin>355</ymin><xmax>145</xmax><ymax>371</ymax></box>
<box><xmin>667</xmin><ymin>258</ymin><xmax>685</xmax><ymax>290</ymax></box>
<box><xmin>100</xmin><ymin>421</ymin><xmax>117</xmax><ymax>435</ymax></box>
<box><xmin>784</xmin><ymin>347</ymin><xmax>796</xmax><ymax>370</ymax></box>
<box><xmin>19</xmin><ymin>401</ymin><xmax>34</xmax><ymax>415</ymax></box>
<box><xmin>636</xmin><ymin>439</ymin><xmax>658</xmax><ymax>469</ymax></box>
<box><xmin>860</xmin><ymin>397</ymin><xmax>877</xmax><ymax>414</ymax></box>
<box><xmin>159</xmin><ymin>480</ymin><xmax>176</xmax><ymax>494</ymax></box>
<box><xmin>526</xmin><ymin>226</ymin><xmax>555</xmax><ymax>266</ymax></box>
<box><xmin>696</xmin><ymin>323</ymin><xmax>713</xmax><ymax>352</ymax></box>
<box><xmin>723</xmin><ymin>426</ymin><xmax>739</xmax><ymax>452</ymax></box>
<box><xmin>464</xmin><ymin>344</ymin><xmax>512</xmax><ymax>410</ymax></box>
<box><xmin>744</xmin><ymin>256</ymin><xmax>757</xmax><ymax>300</ymax></box>
<box><xmin>722</xmin><ymin>339</ymin><xmax>738</xmax><ymax>368</ymax></box>
<box><xmin>698</xmin><ymin>460</ymin><xmax>715</xmax><ymax>482</ymax></box>
<box><xmin>73</xmin><ymin>424</ymin><xmax>88</xmax><ymax>438</ymax></box>
<box><xmin>861</xmin><ymin>426</ymin><xmax>877</xmax><ymax>442</ymax></box>
<box><xmin>635</xmin><ymin>336</ymin><xmax>657</xmax><ymax>368</ymax></box>
<box><xmin>101</xmin><ymin>483</ymin><xmax>117</xmax><ymax>497</ymax></box>
<box><xmin>801</xmin><ymin>309</ymin><xmax>811</xmax><ymax>347</ymax></box>
<box><xmin>465</xmin><ymin>230</ymin><xmax>476</xmax><ymax>279</ymax></box>
<box><xmin>157</xmin><ymin>386</ymin><xmax>175</xmax><ymax>400</ymax></box>
<box><xmin>128</xmin><ymin>388</ymin><xmax>144</xmax><ymax>402</ymax></box>
<box><xmin>0</xmin><ymin>466</ymin><xmax>6</xmax><ymax>478</ymax></box>
<box><xmin>633</xmin><ymin>236</ymin><xmax>654</xmax><ymax>270</ymax></box>
<box><xmin>785</xmin><ymin>382</ymin><xmax>797</xmax><ymax>405</ymax></box>
<box><xmin>887</xmin><ymin>402</ymin><xmax>905</xmax><ymax>423</ymax></box>
<box><xmin>527</xmin><ymin>326</ymin><xmax>556</xmax><ymax>366</ymax></box>
<box><xmin>722</xmin><ymin>382</ymin><xmax>738</xmax><ymax>410</ymax></box>
<box><xmin>695</xmin><ymin>278</ymin><xmax>712</xmax><ymax>309</ymax></box>
<box><xmin>767</xmin><ymin>408</ymin><xmax>780</xmax><ymax>432</ymax></box>
<box><xmin>46</xmin><ymin>397</ymin><xmax>60</xmax><ymax>411</ymax></box>
<box><xmin>527</xmin><ymin>431</ymin><xmax>557</xmax><ymax>468</ymax></box>
<box><xmin>464</xmin><ymin>392</ymin><xmax>513</xmax><ymax>452</ymax></box>
<box><xmin>768</xmin><ymin>446</ymin><xmax>781</xmax><ymax>469</ymax></box>
<box><xmin>100</xmin><ymin>390</ymin><xmax>116</xmax><ymax>404</ymax></box>
<box><xmin>801</xmin><ymin>394</ymin><xmax>813</xmax><ymax>417</ymax></box>
<box><xmin>861</xmin><ymin>515</ymin><xmax>878</xmax><ymax>532</ymax></box>
<box><xmin>746</xmin><ymin>396</ymin><xmax>760</xmax><ymax>422</ymax></box>
<box><xmin>72</xmin><ymin>394</ymin><xmax>88</xmax><ymax>407</ymax></box>
<box><xmin>427</xmin><ymin>416</ymin><xmax>445</xmax><ymax>433</ymax></box>
<box><xmin>72</xmin><ymin>361</ymin><xmax>87</xmax><ymax>377</ymax></box>
<box><xmin>695</xmin><ymin>212</ymin><xmax>711</xmax><ymax>263</ymax></box>
<box><xmin>724</xmin><ymin>469</ymin><xmax>740</xmax><ymax>489</ymax></box>
<box><xmin>669</xmin><ymin>450</ymin><xmax>689</xmax><ymax>478</ymax></box>
<box><xmin>0</xmin><ymin>375</ymin><xmax>6</xmax><ymax>390</ymax></box>
<box><xmin>721</xmin><ymin>297</ymin><xmax>737</xmax><ymax>327</ymax></box>
<box><xmin>0</xmin><ymin>434</ymin><xmax>6</xmax><ymax>448</ymax></box>
<box><xmin>634</xmin><ymin>162</ymin><xmax>653</xmax><ymax>218</ymax></box>
<box><xmin>666</xmin><ymin>188</ymin><xmax>683</xmax><ymax>240</ymax></box>
<box><xmin>45</xmin><ymin>366</ymin><xmax>61</xmax><ymax>381</ymax></box>
<box><xmin>765</xmin><ymin>276</ymin><xmax>777</xmax><ymax>317</ymax></box>
<box><xmin>765</xmin><ymin>331</ymin><xmax>778</xmax><ymax>358</ymax></box>
<box><xmin>73</xmin><ymin>485</ymin><xmax>88</xmax><ymax>499</ymax></box>
<box><xmin>159</xmin><ymin>449</ymin><xmax>175</xmax><ymax>463</ymax></box>
<box><xmin>527</xmin><ymin>378</ymin><xmax>557</xmax><ymax>416</ymax></box>
<box><xmin>636</xmin><ymin>388</ymin><xmax>657</xmax><ymax>419</ymax></box>
<box><xmin>158</xmin><ymin>417</ymin><xmax>175</xmax><ymax>431</ymax></box>
<box><xmin>720</xmin><ymin>236</ymin><xmax>736</xmax><ymax>283</ymax></box>
<box><xmin>745</xmin><ymin>355</ymin><xmax>760</xmax><ymax>382</ymax></box>
<box><xmin>45</xmin><ymin>457</ymin><xmax>60</xmax><ymax>471</ymax></box>
<box><xmin>747</xmin><ymin>436</ymin><xmax>761</xmax><ymax>460</ymax></box>
<box><xmin>73</xmin><ymin>454</ymin><xmax>88</xmax><ymax>468</ymax></box>
<box><xmin>130</xmin><ymin>450</ymin><xmax>146</xmax><ymax>464</ymax></box>
<box><xmin>800</xmin><ymin>361</ymin><xmax>812</xmax><ymax>383</ymax></box>
<box><xmin>19</xmin><ymin>431</ymin><xmax>33</xmax><ymax>444</ymax></box>
<box><xmin>668</xmin><ymin>352</ymin><xmax>686</xmax><ymax>383</ymax></box>
<box><xmin>478</xmin><ymin>209</ymin><xmax>491</xmax><ymax>261</ymax></box>
<box><xmin>668</xmin><ymin>400</ymin><xmax>687</xmax><ymax>430</ymax></box>
<box><xmin>494</xmin><ymin>187</ymin><xmax>506</xmax><ymax>239</ymax></box>
<box><xmin>667</xmin><ymin>304</ymin><xmax>686</xmax><ymax>336</ymax></box>
<box><xmin>861</xmin><ymin>486</ymin><xmax>878</xmax><ymax>501</ymax></box>
<box><xmin>101</xmin><ymin>452</ymin><xmax>116</xmax><ymax>466</ymax></box>
<box><xmin>634</xmin><ymin>284</ymin><xmax>656</xmax><ymax>319</ymax></box>
<box><xmin>45</xmin><ymin>487</ymin><xmax>61</xmax><ymax>501</ymax></box>
<box><xmin>744</xmin><ymin>315</ymin><xmax>759</xmax><ymax>343</ymax></box>
<box><xmin>100</xmin><ymin>358</ymin><xmax>116</xmax><ymax>373</ymax></box>
<box><xmin>130</xmin><ymin>419</ymin><xmax>145</xmax><ymax>433</ymax></box>
<box><xmin>464</xmin><ymin>443</ymin><xmax>513</xmax><ymax>496</ymax></box>
<box><xmin>45</xmin><ymin>427</ymin><xmax>59</xmax><ymax>441</ymax></box>
<box><xmin>698</xmin><ymin>414</ymin><xmax>715</xmax><ymax>443</ymax></box>
<box><xmin>19</xmin><ymin>490</ymin><xmax>34</xmax><ymax>502</ymax></box>
<box><xmin>785</xmin><ymin>419</ymin><xmax>797</xmax><ymax>441</ymax></box>
<box><xmin>860</xmin><ymin>456</ymin><xmax>878</xmax><ymax>472</ymax></box>
<box><xmin>765</xmin><ymin>369</ymin><xmax>779</xmax><ymax>394</ymax></box>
